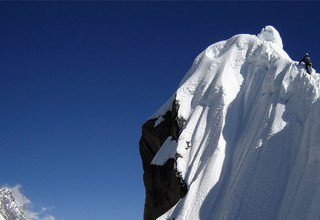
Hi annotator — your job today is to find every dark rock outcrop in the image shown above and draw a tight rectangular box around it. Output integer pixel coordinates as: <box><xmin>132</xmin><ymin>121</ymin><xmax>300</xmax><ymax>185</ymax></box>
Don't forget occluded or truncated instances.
<box><xmin>139</xmin><ymin>100</ymin><xmax>188</xmax><ymax>220</ymax></box>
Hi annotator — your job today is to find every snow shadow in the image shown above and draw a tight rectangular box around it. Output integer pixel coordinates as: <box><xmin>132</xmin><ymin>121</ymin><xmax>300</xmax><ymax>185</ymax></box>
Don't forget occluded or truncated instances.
<box><xmin>199</xmin><ymin>60</ymin><xmax>319</xmax><ymax>219</ymax></box>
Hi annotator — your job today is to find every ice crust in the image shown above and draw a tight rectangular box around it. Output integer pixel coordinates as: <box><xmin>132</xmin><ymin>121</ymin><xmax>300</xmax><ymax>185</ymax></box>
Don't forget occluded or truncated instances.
<box><xmin>151</xmin><ymin>26</ymin><xmax>320</xmax><ymax>220</ymax></box>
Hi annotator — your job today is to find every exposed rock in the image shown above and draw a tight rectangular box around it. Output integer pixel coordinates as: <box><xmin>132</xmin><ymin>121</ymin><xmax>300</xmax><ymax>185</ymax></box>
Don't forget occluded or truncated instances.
<box><xmin>139</xmin><ymin>99</ymin><xmax>187</xmax><ymax>220</ymax></box>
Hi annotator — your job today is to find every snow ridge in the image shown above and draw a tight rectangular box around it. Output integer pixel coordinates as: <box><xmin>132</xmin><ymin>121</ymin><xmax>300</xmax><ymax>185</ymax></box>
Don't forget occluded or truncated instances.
<box><xmin>152</xmin><ymin>26</ymin><xmax>320</xmax><ymax>220</ymax></box>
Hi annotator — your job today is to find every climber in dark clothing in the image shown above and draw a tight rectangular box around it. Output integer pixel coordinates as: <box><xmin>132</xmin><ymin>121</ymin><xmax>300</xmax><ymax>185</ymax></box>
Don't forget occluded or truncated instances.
<box><xmin>298</xmin><ymin>53</ymin><xmax>313</xmax><ymax>74</ymax></box>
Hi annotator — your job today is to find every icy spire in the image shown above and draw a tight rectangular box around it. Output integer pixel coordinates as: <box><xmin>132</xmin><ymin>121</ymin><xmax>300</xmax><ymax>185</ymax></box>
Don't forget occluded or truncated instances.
<box><xmin>257</xmin><ymin>25</ymin><xmax>283</xmax><ymax>48</ymax></box>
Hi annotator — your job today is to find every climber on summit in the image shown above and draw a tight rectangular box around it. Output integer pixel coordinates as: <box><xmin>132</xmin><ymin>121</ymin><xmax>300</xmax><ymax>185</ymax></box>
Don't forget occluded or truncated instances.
<box><xmin>298</xmin><ymin>53</ymin><xmax>313</xmax><ymax>74</ymax></box>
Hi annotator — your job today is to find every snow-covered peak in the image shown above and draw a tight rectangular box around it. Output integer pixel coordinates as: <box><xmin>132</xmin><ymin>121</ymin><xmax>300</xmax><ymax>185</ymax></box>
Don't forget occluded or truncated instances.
<box><xmin>0</xmin><ymin>187</ymin><xmax>26</xmax><ymax>220</ymax></box>
<box><xmin>148</xmin><ymin>26</ymin><xmax>320</xmax><ymax>220</ymax></box>
<box><xmin>0</xmin><ymin>186</ymin><xmax>55</xmax><ymax>220</ymax></box>
<box><xmin>257</xmin><ymin>25</ymin><xmax>283</xmax><ymax>48</ymax></box>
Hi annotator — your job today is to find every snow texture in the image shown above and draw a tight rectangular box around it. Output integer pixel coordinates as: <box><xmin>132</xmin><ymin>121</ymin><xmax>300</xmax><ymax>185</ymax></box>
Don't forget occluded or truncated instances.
<box><xmin>152</xmin><ymin>26</ymin><xmax>320</xmax><ymax>220</ymax></box>
<box><xmin>151</xmin><ymin>138</ymin><xmax>177</xmax><ymax>165</ymax></box>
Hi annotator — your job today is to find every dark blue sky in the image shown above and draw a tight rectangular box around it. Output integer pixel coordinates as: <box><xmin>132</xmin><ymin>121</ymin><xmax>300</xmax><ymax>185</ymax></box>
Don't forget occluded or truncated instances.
<box><xmin>0</xmin><ymin>2</ymin><xmax>320</xmax><ymax>220</ymax></box>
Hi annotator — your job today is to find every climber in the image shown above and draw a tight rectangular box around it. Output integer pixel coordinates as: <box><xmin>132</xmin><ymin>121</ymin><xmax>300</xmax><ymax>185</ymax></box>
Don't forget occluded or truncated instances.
<box><xmin>298</xmin><ymin>53</ymin><xmax>313</xmax><ymax>74</ymax></box>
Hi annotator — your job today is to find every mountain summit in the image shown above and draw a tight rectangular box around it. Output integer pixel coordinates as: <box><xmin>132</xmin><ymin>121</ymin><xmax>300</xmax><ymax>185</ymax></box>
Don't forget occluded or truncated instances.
<box><xmin>140</xmin><ymin>26</ymin><xmax>320</xmax><ymax>220</ymax></box>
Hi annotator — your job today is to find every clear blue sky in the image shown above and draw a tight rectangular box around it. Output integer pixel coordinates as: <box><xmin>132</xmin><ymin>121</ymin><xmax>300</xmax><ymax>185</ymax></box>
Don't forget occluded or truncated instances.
<box><xmin>0</xmin><ymin>2</ymin><xmax>319</xmax><ymax>220</ymax></box>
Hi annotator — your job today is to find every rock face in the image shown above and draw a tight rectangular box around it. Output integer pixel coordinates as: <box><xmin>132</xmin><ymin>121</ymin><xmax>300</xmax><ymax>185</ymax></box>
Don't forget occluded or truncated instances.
<box><xmin>139</xmin><ymin>100</ymin><xmax>187</xmax><ymax>220</ymax></box>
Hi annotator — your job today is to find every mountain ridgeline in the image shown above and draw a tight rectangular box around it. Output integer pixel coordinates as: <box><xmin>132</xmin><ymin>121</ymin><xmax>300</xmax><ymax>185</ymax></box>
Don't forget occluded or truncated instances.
<box><xmin>140</xmin><ymin>26</ymin><xmax>320</xmax><ymax>220</ymax></box>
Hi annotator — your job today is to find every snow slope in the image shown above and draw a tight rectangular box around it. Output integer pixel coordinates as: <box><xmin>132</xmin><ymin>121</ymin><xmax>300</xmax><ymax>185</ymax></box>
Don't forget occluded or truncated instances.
<box><xmin>151</xmin><ymin>26</ymin><xmax>320</xmax><ymax>220</ymax></box>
